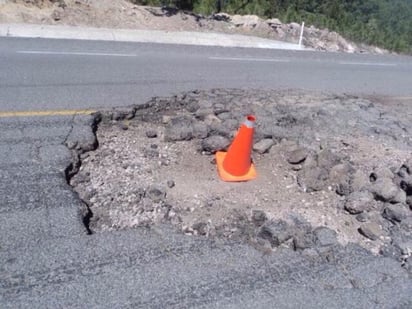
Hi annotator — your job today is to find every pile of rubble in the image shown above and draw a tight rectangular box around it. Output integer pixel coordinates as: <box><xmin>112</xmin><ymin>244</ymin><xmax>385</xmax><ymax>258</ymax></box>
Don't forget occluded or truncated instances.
<box><xmin>70</xmin><ymin>89</ymin><xmax>411</xmax><ymax>272</ymax></box>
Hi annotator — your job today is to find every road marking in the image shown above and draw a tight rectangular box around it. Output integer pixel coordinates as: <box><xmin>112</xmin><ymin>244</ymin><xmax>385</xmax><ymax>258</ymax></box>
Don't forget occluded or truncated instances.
<box><xmin>390</xmin><ymin>96</ymin><xmax>412</xmax><ymax>101</ymax></box>
<box><xmin>209</xmin><ymin>56</ymin><xmax>290</xmax><ymax>62</ymax></box>
<box><xmin>17</xmin><ymin>50</ymin><xmax>138</xmax><ymax>57</ymax></box>
<box><xmin>339</xmin><ymin>61</ymin><xmax>397</xmax><ymax>67</ymax></box>
<box><xmin>0</xmin><ymin>109</ymin><xmax>96</xmax><ymax>118</ymax></box>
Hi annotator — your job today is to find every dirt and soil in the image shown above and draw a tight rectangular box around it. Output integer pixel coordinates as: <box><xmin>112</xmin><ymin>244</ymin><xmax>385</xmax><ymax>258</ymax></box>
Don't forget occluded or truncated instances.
<box><xmin>70</xmin><ymin>89</ymin><xmax>412</xmax><ymax>272</ymax></box>
<box><xmin>0</xmin><ymin>0</ymin><xmax>388</xmax><ymax>53</ymax></box>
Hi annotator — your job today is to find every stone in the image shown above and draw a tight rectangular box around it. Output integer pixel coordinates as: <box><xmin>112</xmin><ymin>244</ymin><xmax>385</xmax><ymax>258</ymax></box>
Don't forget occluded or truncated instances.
<box><xmin>118</xmin><ymin>123</ymin><xmax>129</xmax><ymax>130</ymax></box>
<box><xmin>382</xmin><ymin>204</ymin><xmax>409</xmax><ymax>223</ymax></box>
<box><xmin>380</xmin><ymin>244</ymin><xmax>402</xmax><ymax>259</ymax></box>
<box><xmin>399</xmin><ymin>177</ymin><xmax>412</xmax><ymax>195</ymax></box>
<box><xmin>192</xmin><ymin>122</ymin><xmax>209</xmax><ymax>139</ymax></box>
<box><xmin>351</xmin><ymin>170</ymin><xmax>369</xmax><ymax>192</ymax></box>
<box><xmin>279</xmin><ymin>139</ymin><xmax>298</xmax><ymax>152</ymax></box>
<box><xmin>266</xmin><ymin>18</ymin><xmax>282</xmax><ymax>26</ymax></box>
<box><xmin>145</xmin><ymin>130</ymin><xmax>158</xmax><ymax>138</ymax></box>
<box><xmin>301</xmin><ymin>248</ymin><xmax>319</xmax><ymax>259</ymax></box>
<box><xmin>400</xmin><ymin>216</ymin><xmax>412</xmax><ymax>230</ymax></box>
<box><xmin>217</xmin><ymin>112</ymin><xmax>232</xmax><ymax>120</ymax></box>
<box><xmin>164</xmin><ymin>116</ymin><xmax>193</xmax><ymax>141</ymax></box>
<box><xmin>167</xmin><ymin>180</ymin><xmax>175</xmax><ymax>188</ymax></box>
<box><xmin>253</xmin><ymin>138</ymin><xmax>274</xmax><ymax>154</ymax></box>
<box><xmin>297</xmin><ymin>167</ymin><xmax>329</xmax><ymax>192</ymax></box>
<box><xmin>302</xmin><ymin>154</ymin><xmax>318</xmax><ymax>169</ymax></box>
<box><xmin>344</xmin><ymin>191</ymin><xmax>375</xmax><ymax>214</ymax></box>
<box><xmin>313</xmin><ymin>227</ymin><xmax>338</xmax><ymax>247</ymax></box>
<box><xmin>146</xmin><ymin>185</ymin><xmax>166</xmax><ymax>203</ymax></box>
<box><xmin>231</xmin><ymin>14</ymin><xmax>262</xmax><ymax>27</ymax></box>
<box><xmin>398</xmin><ymin>165</ymin><xmax>409</xmax><ymax>178</ymax></box>
<box><xmin>251</xmin><ymin>210</ymin><xmax>267</xmax><ymax>227</ymax></box>
<box><xmin>316</xmin><ymin>149</ymin><xmax>341</xmax><ymax>170</ymax></box>
<box><xmin>257</xmin><ymin>220</ymin><xmax>293</xmax><ymax>247</ymax></box>
<box><xmin>330</xmin><ymin>163</ymin><xmax>353</xmax><ymax>196</ymax></box>
<box><xmin>372</xmin><ymin>166</ymin><xmax>394</xmax><ymax>180</ymax></box>
<box><xmin>192</xmin><ymin>222</ymin><xmax>208</xmax><ymax>236</ymax></box>
<box><xmin>393</xmin><ymin>189</ymin><xmax>407</xmax><ymax>204</ymax></box>
<box><xmin>201</xmin><ymin>135</ymin><xmax>230</xmax><ymax>153</ymax></box>
<box><xmin>358</xmin><ymin>222</ymin><xmax>382</xmax><ymax>241</ymax></box>
<box><xmin>209</xmin><ymin>121</ymin><xmax>232</xmax><ymax>138</ymax></box>
<box><xmin>286</xmin><ymin>147</ymin><xmax>307</xmax><ymax>164</ymax></box>
<box><xmin>393</xmin><ymin>239</ymin><xmax>412</xmax><ymax>256</ymax></box>
<box><xmin>222</xmin><ymin>119</ymin><xmax>239</xmax><ymax>131</ymax></box>
<box><xmin>356</xmin><ymin>212</ymin><xmax>369</xmax><ymax>222</ymax></box>
<box><xmin>406</xmin><ymin>196</ymin><xmax>412</xmax><ymax>208</ymax></box>
<box><xmin>212</xmin><ymin>12</ymin><xmax>231</xmax><ymax>22</ymax></box>
<box><xmin>213</xmin><ymin>103</ymin><xmax>227</xmax><ymax>114</ymax></box>
<box><xmin>293</xmin><ymin>232</ymin><xmax>315</xmax><ymax>250</ymax></box>
<box><xmin>143</xmin><ymin>147</ymin><xmax>159</xmax><ymax>158</ymax></box>
<box><xmin>370</xmin><ymin>178</ymin><xmax>403</xmax><ymax>203</ymax></box>
<box><xmin>112</xmin><ymin>108</ymin><xmax>135</xmax><ymax>121</ymax></box>
<box><xmin>400</xmin><ymin>158</ymin><xmax>412</xmax><ymax>176</ymax></box>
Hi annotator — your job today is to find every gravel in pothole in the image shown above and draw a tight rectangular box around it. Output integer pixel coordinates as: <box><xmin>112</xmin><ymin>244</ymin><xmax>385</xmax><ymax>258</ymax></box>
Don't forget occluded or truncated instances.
<box><xmin>70</xmin><ymin>89</ymin><xmax>412</xmax><ymax>266</ymax></box>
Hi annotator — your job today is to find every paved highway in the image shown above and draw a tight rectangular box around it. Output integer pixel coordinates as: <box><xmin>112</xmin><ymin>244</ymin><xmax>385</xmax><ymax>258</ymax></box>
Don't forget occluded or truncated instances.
<box><xmin>1</xmin><ymin>37</ymin><xmax>412</xmax><ymax>112</ymax></box>
<box><xmin>1</xmin><ymin>36</ymin><xmax>412</xmax><ymax>308</ymax></box>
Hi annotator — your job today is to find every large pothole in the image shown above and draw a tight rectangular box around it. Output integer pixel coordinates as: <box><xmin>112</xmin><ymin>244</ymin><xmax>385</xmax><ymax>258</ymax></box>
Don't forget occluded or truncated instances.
<box><xmin>70</xmin><ymin>89</ymin><xmax>412</xmax><ymax>268</ymax></box>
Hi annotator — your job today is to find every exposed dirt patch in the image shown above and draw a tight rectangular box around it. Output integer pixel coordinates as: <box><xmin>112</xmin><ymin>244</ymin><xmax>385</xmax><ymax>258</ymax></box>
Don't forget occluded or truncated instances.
<box><xmin>70</xmin><ymin>89</ymin><xmax>412</xmax><ymax>266</ymax></box>
<box><xmin>1</xmin><ymin>0</ymin><xmax>389</xmax><ymax>53</ymax></box>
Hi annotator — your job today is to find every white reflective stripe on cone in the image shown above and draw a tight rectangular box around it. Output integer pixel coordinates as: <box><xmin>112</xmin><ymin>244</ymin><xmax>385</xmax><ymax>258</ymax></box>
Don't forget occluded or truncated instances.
<box><xmin>244</xmin><ymin>119</ymin><xmax>255</xmax><ymax>128</ymax></box>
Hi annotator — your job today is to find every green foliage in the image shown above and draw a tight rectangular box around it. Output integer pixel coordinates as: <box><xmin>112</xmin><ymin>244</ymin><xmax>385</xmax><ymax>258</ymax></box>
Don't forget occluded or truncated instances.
<box><xmin>130</xmin><ymin>0</ymin><xmax>412</xmax><ymax>53</ymax></box>
<box><xmin>193</xmin><ymin>0</ymin><xmax>216</xmax><ymax>15</ymax></box>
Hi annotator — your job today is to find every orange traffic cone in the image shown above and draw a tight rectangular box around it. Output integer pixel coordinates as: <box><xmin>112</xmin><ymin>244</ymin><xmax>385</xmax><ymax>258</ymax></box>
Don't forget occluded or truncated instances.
<box><xmin>215</xmin><ymin>115</ymin><xmax>257</xmax><ymax>182</ymax></box>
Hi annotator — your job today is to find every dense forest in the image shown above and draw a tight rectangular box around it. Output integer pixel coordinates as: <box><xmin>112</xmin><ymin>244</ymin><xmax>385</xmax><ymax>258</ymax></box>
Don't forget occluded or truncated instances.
<box><xmin>132</xmin><ymin>0</ymin><xmax>412</xmax><ymax>53</ymax></box>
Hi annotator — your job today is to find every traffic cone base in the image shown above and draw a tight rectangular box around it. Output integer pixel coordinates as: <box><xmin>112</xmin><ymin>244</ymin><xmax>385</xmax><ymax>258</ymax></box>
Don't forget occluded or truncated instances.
<box><xmin>215</xmin><ymin>151</ymin><xmax>257</xmax><ymax>182</ymax></box>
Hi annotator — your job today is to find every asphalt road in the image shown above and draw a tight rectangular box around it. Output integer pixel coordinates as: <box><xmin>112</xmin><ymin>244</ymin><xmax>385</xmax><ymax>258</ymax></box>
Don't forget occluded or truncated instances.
<box><xmin>1</xmin><ymin>36</ymin><xmax>412</xmax><ymax>308</ymax></box>
<box><xmin>1</xmin><ymin>37</ymin><xmax>412</xmax><ymax>112</ymax></box>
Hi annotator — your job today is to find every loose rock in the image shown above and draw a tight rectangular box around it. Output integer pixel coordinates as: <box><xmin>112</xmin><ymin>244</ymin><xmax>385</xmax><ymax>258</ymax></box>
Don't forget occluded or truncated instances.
<box><xmin>167</xmin><ymin>180</ymin><xmax>175</xmax><ymax>188</ymax></box>
<box><xmin>253</xmin><ymin>138</ymin><xmax>274</xmax><ymax>154</ymax></box>
<box><xmin>316</xmin><ymin>149</ymin><xmax>341</xmax><ymax>170</ymax></box>
<box><xmin>146</xmin><ymin>185</ymin><xmax>166</xmax><ymax>203</ymax></box>
<box><xmin>201</xmin><ymin>135</ymin><xmax>230</xmax><ymax>153</ymax></box>
<box><xmin>257</xmin><ymin>220</ymin><xmax>293</xmax><ymax>247</ymax></box>
<box><xmin>382</xmin><ymin>204</ymin><xmax>409</xmax><ymax>223</ymax></box>
<box><xmin>344</xmin><ymin>191</ymin><xmax>375</xmax><ymax>214</ymax></box>
<box><xmin>358</xmin><ymin>222</ymin><xmax>382</xmax><ymax>241</ymax></box>
<box><xmin>313</xmin><ymin>227</ymin><xmax>338</xmax><ymax>247</ymax></box>
<box><xmin>293</xmin><ymin>232</ymin><xmax>315</xmax><ymax>250</ymax></box>
<box><xmin>297</xmin><ymin>167</ymin><xmax>329</xmax><ymax>192</ymax></box>
<box><xmin>164</xmin><ymin>116</ymin><xmax>194</xmax><ymax>141</ymax></box>
<box><xmin>192</xmin><ymin>222</ymin><xmax>208</xmax><ymax>236</ymax></box>
<box><xmin>192</xmin><ymin>122</ymin><xmax>209</xmax><ymax>139</ymax></box>
<box><xmin>330</xmin><ymin>163</ymin><xmax>354</xmax><ymax>196</ymax></box>
<box><xmin>371</xmin><ymin>178</ymin><xmax>404</xmax><ymax>203</ymax></box>
<box><xmin>287</xmin><ymin>147</ymin><xmax>308</xmax><ymax>164</ymax></box>
<box><xmin>251</xmin><ymin>210</ymin><xmax>268</xmax><ymax>227</ymax></box>
<box><xmin>356</xmin><ymin>212</ymin><xmax>369</xmax><ymax>222</ymax></box>
<box><xmin>372</xmin><ymin>166</ymin><xmax>394</xmax><ymax>180</ymax></box>
<box><xmin>145</xmin><ymin>130</ymin><xmax>158</xmax><ymax>138</ymax></box>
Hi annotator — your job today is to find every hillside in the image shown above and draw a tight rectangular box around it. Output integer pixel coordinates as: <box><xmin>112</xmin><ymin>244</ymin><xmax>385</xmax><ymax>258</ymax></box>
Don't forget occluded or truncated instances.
<box><xmin>0</xmin><ymin>0</ymin><xmax>406</xmax><ymax>54</ymax></box>
<box><xmin>133</xmin><ymin>0</ymin><xmax>412</xmax><ymax>54</ymax></box>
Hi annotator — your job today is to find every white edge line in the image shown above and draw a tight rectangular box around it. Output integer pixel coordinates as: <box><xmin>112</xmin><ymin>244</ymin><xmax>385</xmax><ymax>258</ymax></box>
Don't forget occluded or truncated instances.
<box><xmin>17</xmin><ymin>50</ymin><xmax>138</xmax><ymax>57</ymax></box>
<box><xmin>209</xmin><ymin>56</ymin><xmax>290</xmax><ymax>62</ymax></box>
<box><xmin>339</xmin><ymin>61</ymin><xmax>397</xmax><ymax>67</ymax></box>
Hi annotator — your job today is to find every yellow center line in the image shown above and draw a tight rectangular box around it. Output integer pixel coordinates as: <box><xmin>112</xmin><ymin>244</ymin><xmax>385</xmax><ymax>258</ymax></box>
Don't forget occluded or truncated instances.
<box><xmin>0</xmin><ymin>109</ymin><xmax>97</xmax><ymax>118</ymax></box>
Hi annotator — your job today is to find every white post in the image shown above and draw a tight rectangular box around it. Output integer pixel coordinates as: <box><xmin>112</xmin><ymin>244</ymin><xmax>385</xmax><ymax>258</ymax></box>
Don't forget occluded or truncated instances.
<box><xmin>299</xmin><ymin>21</ymin><xmax>305</xmax><ymax>49</ymax></box>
